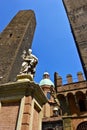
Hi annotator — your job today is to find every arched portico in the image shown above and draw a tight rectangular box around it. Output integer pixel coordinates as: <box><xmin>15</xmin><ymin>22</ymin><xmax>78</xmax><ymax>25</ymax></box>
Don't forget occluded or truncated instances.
<box><xmin>76</xmin><ymin>121</ymin><xmax>87</xmax><ymax>130</ymax></box>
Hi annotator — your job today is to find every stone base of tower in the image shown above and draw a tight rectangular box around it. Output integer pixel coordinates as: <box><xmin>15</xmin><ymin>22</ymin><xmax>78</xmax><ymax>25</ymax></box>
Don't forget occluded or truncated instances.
<box><xmin>0</xmin><ymin>80</ymin><xmax>47</xmax><ymax>130</ymax></box>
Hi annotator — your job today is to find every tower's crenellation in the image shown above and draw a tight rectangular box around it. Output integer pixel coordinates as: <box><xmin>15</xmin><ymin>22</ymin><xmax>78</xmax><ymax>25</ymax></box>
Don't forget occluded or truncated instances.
<box><xmin>54</xmin><ymin>71</ymin><xmax>84</xmax><ymax>87</ymax></box>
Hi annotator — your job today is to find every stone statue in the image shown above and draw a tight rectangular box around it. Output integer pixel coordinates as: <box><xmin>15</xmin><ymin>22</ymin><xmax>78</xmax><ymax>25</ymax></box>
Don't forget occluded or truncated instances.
<box><xmin>20</xmin><ymin>49</ymin><xmax>38</xmax><ymax>78</ymax></box>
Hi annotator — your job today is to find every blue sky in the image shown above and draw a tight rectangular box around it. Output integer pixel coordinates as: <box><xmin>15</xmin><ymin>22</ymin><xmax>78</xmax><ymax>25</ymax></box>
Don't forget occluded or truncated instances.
<box><xmin>0</xmin><ymin>0</ymin><xmax>84</xmax><ymax>84</ymax></box>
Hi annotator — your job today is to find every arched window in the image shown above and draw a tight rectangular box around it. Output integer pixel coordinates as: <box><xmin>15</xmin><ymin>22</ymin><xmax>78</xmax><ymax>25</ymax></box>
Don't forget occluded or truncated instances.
<box><xmin>77</xmin><ymin>121</ymin><xmax>87</xmax><ymax>130</ymax></box>
<box><xmin>47</xmin><ymin>92</ymin><xmax>51</xmax><ymax>100</ymax></box>
<box><xmin>9</xmin><ymin>33</ymin><xmax>13</xmax><ymax>37</ymax></box>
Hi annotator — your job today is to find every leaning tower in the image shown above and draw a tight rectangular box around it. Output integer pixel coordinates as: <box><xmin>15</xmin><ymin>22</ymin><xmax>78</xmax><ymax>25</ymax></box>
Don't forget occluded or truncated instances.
<box><xmin>0</xmin><ymin>10</ymin><xmax>36</xmax><ymax>84</ymax></box>
<box><xmin>62</xmin><ymin>0</ymin><xmax>87</xmax><ymax>79</ymax></box>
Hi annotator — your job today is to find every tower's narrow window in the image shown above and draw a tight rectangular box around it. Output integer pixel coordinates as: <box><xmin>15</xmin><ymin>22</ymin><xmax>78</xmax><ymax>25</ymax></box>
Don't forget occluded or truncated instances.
<box><xmin>9</xmin><ymin>33</ymin><xmax>13</xmax><ymax>37</ymax></box>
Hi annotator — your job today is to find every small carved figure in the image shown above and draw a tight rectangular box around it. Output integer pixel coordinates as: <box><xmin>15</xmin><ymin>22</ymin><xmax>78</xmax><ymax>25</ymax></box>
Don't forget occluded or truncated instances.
<box><xmin>20</xmin><ymin>49</ymin><xmax>38</xmax><ymax>77</ymax></box>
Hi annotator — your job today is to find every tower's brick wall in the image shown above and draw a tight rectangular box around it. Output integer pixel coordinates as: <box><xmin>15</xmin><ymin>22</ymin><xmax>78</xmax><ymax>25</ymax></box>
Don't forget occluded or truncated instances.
<box><xmin>0</xmin><ymin>10</ymin><xmax>36</xmax><ymax>84</ymax></box>
<box><xmin>63</xmin><ymin>0</ymin><xmax>87</xmax><ymax>78</ymax></box>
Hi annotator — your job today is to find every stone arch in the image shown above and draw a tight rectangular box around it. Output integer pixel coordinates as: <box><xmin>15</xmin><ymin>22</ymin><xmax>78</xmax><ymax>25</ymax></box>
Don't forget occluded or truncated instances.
<box><xmin>76</xmin><ymin>121</ymin><xmax>87</xmax><ymax>130</ymax></box>
<box><xmin>75</xmin><ymin>91</ymin><xmax>85</xmax><ymax>98</ymax></box>
<box><xmin>67</xmin><ymin>92</ymin><xmax>74</xmax><ymax>96</ymax></box>
<box><xmin>66</xmin><ymin>92</ymin><xmax>74</xmax><ymax>97</ymax></box>
<box><xmin>43</xmin><ymin>128</ymin><xmax>54</xmax><ymax>130</ymax></box>
<box><xmin>58</xmin><ymin>94</ymin><xmax>68</xmax><ymax>115</ymax></box>
<box><xmin>75</xmin><ymin>91</ymin><xmax>87</xmax><ymax>112</ymax></box>
<box><xmin>67</xmin><ymin>93</ymin><xmax>77</xmax><ymax>114</ymax></box>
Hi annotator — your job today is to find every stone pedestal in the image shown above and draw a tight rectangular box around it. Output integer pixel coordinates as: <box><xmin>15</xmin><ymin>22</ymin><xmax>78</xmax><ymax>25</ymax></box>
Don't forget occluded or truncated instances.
<box><xmin>16</xmin><ymin>74</ymin><xmax>33</xmax><ymax>82</ymax></box>
<box><xmin>0</xmin><ymin>80</ymin><xmax>47</xmax><ymax>130</ymax></box>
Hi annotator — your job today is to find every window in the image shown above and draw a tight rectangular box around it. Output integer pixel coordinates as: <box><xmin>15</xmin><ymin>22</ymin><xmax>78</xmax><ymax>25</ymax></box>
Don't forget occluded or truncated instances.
<box><xmin>77</xmin><ymin>121</ymin><xmax>87</xmax><ymax>130</ymax></box>
<box><xmin>47</xmin><ymin>92</ymin><xmax>51</xmax><ymax>100</ymax></box>
<box><xmin>9</xmin><ymin>33</ymin><xmax>13</xmax><ymax>37</ymax></box>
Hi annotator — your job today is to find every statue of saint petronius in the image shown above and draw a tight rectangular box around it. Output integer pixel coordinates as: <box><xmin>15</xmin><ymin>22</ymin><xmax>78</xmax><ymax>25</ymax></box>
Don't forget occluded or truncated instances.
<box><xmin>20</xmin><ymin>49</ymin><xmax>38</xmax><ymax>78</ymax></box>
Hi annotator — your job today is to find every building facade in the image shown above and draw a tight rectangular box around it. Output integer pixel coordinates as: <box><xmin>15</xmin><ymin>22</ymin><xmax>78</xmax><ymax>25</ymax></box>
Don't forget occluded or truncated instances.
<box><xmin>40</xmin><ymin>72</ymin><xmax>87</xmax><ymax>130</ymax></box>
<box><xmin>55</xmin><ymin>72</ymin><xmax>87</xmax><ymax>130</ymax></box>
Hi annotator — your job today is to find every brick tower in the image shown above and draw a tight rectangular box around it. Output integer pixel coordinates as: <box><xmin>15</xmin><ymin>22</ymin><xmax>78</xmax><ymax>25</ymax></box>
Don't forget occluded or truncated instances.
<box><xmin>0</xmin><ymin>10</ymin><xmax>36</xmax><ymax>84</ymax></box>
<box><xmin>62</xmin><ymin>0</ymin><xmax>87</xmax><ymax>79</ymax></box>
<box><xmin>0</xmin><ymin>10</ymin><xmax>47</xmax><ymax>130</ymax></box>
